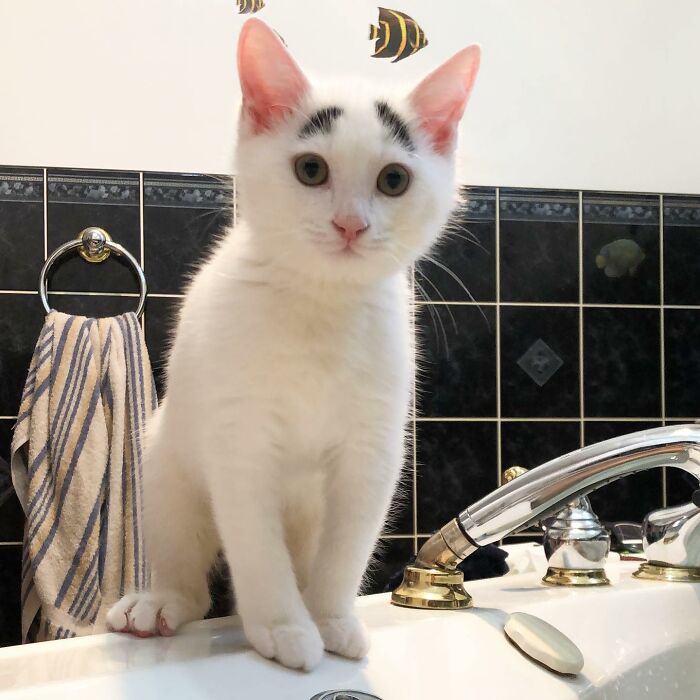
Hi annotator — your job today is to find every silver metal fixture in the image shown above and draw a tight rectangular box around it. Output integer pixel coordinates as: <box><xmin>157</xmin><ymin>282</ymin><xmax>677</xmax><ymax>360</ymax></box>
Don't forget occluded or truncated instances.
<box><xmin>541</xmin><ymin>496</ymin><xmax>611</xmax><ymax>586</ymax></box>
<box><xmin>38</xmin><ymin>227</ymin><xmax>147</xmax><ymax>317</ymax></box>
<box><xmin>392</xmin><ymin>424</ymin><xmax>700</xmax><ymax>608</ymax></box>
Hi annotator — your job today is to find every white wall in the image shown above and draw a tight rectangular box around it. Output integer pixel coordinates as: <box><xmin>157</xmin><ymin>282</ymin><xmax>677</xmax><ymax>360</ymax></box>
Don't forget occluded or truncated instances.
<box><xmin>1</xmin><ymin>0</ymin><xmax>698</xmax><ymax>193</ymax></box>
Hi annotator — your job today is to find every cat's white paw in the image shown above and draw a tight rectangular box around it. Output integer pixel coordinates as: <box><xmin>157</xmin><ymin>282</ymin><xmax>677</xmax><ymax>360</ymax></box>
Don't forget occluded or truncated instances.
<box><xmin>244</xmin><ymin>619</ymin><xmax>324</xmax><ymax>672</ymax></box>
<box><xmin>315</xmin><ymin>614</ymin><xmax>370</xmax><ymax>660</ymax></box>
<box><xmin>106</xmin><ymin>592</ymin><xmax>203</xmax><ymax>638</ymax></box>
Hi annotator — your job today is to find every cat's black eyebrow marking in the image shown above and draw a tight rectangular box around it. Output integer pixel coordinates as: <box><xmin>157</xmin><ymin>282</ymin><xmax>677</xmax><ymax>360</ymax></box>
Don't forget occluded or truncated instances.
<box><xmin>298</xmin><ymin>106</ymin><xmax>344</xmax><ymax>138</ymax></box>
<box><xmin>375</xmin><ymin>100</ymin><xmax>414</xmax><ymax>151</ymax></box>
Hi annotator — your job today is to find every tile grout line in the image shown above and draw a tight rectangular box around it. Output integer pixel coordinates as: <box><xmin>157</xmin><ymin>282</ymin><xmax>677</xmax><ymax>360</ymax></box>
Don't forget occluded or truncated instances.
<box><xmin>579</xmin><ymin>191</ymin><xmax>585</xmax><ymax>448</ymax></box>
<box><xmin>411</xmin><ymin>263</ymin><xmax>418</xmax><ymax>556</ymax></box>
<box><xmin>42</xmin><ymin>167</ymin><xmax>48</xmax><ymax>260</ymax></box>
<box><xmin>414</xmin><ymin>416</ymin><xmax>696</xmax><ymax>422</ymax></box>
<box><xmin>495</xmin><ymin>188</ymin><xmax>502</xmax><ymax>492</ymax></box>
<box><xmin>660</xmin><ymin>194</ymin><xmax>667</xmax><ymax>507</ymax></box>
<box><xmin>139</xmin><ymin>172</ymin><xmax>146</xmax><ymax>333</ymax></box>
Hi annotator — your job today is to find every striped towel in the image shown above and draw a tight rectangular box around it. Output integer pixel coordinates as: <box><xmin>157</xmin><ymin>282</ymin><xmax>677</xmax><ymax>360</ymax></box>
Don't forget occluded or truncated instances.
<box><xmin>11</xmin><ymin>311</ymin><xmax>157</xmax><ymax>642</ymax></box>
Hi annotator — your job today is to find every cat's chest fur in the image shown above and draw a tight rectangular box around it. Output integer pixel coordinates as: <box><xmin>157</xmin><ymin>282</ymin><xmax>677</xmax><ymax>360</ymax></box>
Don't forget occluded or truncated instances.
<box><xmin>175</xmin><ymin>248</ymin><xmax>413</xmax><ymax>451</ymax></box>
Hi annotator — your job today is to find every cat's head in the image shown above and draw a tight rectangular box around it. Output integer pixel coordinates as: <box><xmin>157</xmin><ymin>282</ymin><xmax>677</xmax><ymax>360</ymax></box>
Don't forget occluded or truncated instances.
<box><xmin>235</xmin><ymin>18</ymin><xmax>480</xmax><ymax>286</ymax></box>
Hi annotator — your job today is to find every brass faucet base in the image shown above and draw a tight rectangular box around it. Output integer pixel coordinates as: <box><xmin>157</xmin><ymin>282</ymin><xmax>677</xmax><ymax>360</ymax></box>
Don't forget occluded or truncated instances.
<box><xmin>391</xmin><ymin>566</ymin><xmax>473</xmax><ymax>610</ymax></box>
<box><xmin>633</xmin><ymin>561</ymin><xmax>700</xmax><ymax>583</ymax></box>
<box><xmin>542</xmin><ymin>567</ymin><xmax>611</xmax><ymax>587</ymax></box>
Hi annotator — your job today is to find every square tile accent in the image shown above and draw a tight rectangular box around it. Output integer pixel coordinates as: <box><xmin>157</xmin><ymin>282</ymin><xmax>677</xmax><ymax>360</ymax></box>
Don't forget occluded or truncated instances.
<box><xmin>517</xmin><ymin>338</ymin><xmax>563</xmax><ymax>388</ymax></box>
<box><xmin>501</xmin><ymin>306</ymin><xmax>580</xmax><ymax>417</ymax></box>
<box><xmin>500</xmin><ymin>188</ymin><xmax>579</xmax><ymax>303</ymax></box>
<box><xmin>584</xmin><ymin>308</ymin><xmax>660</xmax><ymax>417</ymax></box>
<box><xmin>416</xmin><ymin>304</ymin><xmax>496</xmax><ymax>417</ymax></box>
<box><xmin>582</xmin><ymin>192</ymin><xmax>660</xmax><ymax>305</ymax></box>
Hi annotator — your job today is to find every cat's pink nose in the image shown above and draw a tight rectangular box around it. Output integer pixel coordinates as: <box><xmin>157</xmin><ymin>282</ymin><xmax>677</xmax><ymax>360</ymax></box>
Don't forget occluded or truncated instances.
<box><xmin>332</xmin><ymin>215</ymin><xmax>369</xmax><ymax>243</ymax></box>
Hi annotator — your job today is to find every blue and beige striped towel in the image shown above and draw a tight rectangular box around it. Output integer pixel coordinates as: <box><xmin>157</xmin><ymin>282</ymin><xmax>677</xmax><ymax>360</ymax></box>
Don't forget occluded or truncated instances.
<box><xmin>11</xmin><ymin>311</ymin><xmax>157</xmax><ymax>642</ymax></box>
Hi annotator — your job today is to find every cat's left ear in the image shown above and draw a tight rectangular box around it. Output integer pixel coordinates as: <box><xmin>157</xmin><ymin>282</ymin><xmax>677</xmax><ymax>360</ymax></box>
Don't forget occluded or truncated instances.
<box><xmin>409</xmin><ymin>45</ymin><xmax>481</xmax><ymax>155</ymax></box>
<box><xmin>237</xmin><ymin>18</ymin><xmax>310</xmax><ymax>133</ymax></box>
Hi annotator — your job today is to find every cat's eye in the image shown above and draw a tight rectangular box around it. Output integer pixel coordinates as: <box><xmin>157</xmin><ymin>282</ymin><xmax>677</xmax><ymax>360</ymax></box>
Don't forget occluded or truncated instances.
<box><xmin>377</xmin><ymin>163</ymin><xmax>411</xmax><ymax>197</ymax></box>
<box><xmin>294</xmin><ymin>153</ymin><xmax>329</xmax><ymax>186</ymax></box>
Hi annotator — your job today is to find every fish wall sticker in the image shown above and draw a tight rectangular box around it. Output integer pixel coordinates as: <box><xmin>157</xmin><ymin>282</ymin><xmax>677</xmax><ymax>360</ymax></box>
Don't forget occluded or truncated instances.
<box><xmin>596</xmin><ymin>239</ymin><xmax>646</xmax><ymax>278</ymax></box>
<box><xmin>369</xmin><ymin>7</ymin><xmax>428</xmax><ymax>63</ymax></box>
<box><xmin>238</xmin><ymin>0</ymin><xmax>265</xmax><ymax>14</ymax></box>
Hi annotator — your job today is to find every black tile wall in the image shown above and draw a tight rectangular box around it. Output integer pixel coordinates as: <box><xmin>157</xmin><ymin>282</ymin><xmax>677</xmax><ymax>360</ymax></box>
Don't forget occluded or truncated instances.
<box><xmin>664</xmin><ymin>196</ymin><xmax>700</xmax><ymax>305</ymax></box>
<box><xmin>665</xmin><ymin>309</ymin><xmax>700</xmax><ymax>418</ymax></box>
<box><xmin>0</xmin><ymin>168</ymin><xmax>44</xmax><ymax>291</ymax></box>
<box><xmin>584</xmin><ymin>421</ymin><xmax>663</xmax><ymax>522</ymax></box>
<box><xmin>415</xmin><ymin>187</ymin><xmax>496</xmax><ymax>303</ymax></box>
<box><xmin>1</xmin><ymin>167</ymin><xmax>699</xmax><ymax>647</ymax></box>
<box><xmin>584</xmin><ymin>308</ymin><xmax>660</xmax><ymax>417</ymax></box>
<box><xmin>416</xmin><ymin>304</ymin><xmax>496</xmax><ymax>417</ymax></box>
<box><xmin>144</xmin><ymin>173</ymin><xmax>231</xmax><ymax>294</ymax></box>
<box><xmin>416</xmin><ymin>421</ymin><xmax>498</xmax><ymax>534</ymax></box>
<box><xmin>500</xmin><ymin>189</ymin><xmax>579</xmax><ymax>303</ymax></box>
<box><xmin>501</xmin><ymin>306</ymin><xmax>580</xmax><ymax>417</ymax></box>
<box><xmin>46</xmin><ymin>169</ymin><xmax>142</xmax><ymax>294</ymax></box>
<box><xmin>0</xmin><ymin>546</ymin><xmax>21</xmax><ymax>647</ymax></box>
<box><xmin>582</xmin><ymin>193</ymin><xmax>660</xmax><ymax>305</ymax></box>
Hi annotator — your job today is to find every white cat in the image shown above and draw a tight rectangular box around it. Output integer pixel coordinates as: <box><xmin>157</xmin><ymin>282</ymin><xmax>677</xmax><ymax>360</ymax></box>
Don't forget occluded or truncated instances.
<box><xmin>107</xmin><ymin>18</ymin><xmax>480</xmax><ymax>671</ymax></box>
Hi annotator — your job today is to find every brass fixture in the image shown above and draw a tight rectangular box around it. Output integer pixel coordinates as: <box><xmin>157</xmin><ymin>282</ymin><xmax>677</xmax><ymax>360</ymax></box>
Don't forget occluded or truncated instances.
<box><xmin>542</xmin><ymin>567</ymin><xmax>611</xmax><ymax>586</ymax></box>
<box><xmin>391</xmin><ymin>424</ymin><xmax>700</xmax><ymax>609</ymax></box>
<box><xmin>390</xmin><ymin>566</ymin><xmax>472</xmax><ymax>610</ymax></box>
<box><xmin>78</xmin><ymin>227</ymin><xmax>112</xmax><ymax>262</ymax></box>
<box><xmin>633</xmin><ymin>562</ymin><xmax>700</xmax><ymax>583</ymax></box>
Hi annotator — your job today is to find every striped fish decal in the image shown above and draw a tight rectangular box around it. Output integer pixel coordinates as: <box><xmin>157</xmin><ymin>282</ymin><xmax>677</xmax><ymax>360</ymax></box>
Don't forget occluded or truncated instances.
<box><xmin>238</xmin><ymin>0</ymin><xmax>265</xmax><ymax>14</ymax></box>
<box><xmin>369</xmin><ymin>7</ymin><xmax>428</xmax><ymax>63</ymax></box>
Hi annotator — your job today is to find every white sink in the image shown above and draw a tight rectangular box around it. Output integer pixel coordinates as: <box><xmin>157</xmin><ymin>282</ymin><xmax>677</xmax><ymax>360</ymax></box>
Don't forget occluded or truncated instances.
<box><xmin>0</xmin><ymin>560</ymin><xmax>697</xmax><ymax>699</ymax></box>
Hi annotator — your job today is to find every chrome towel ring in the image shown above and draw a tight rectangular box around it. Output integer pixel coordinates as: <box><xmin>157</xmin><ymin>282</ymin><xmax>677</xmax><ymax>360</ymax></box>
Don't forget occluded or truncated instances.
<box><xmin>39</xmin><ymin>227</ymin><xmax>147</xmax><ymax>318</ymax></box>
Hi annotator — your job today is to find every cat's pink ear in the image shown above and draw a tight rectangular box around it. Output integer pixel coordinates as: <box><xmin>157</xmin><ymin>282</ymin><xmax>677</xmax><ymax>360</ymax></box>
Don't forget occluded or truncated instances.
<box><xmin>237</xmin><ymin>18</ymin><xmax>310</xmax><ymax>133</ymax></box>
<box><xmin>409</xmin><ymin>45</ymin><xmax>481</xmax><ymax>154</ymax></box>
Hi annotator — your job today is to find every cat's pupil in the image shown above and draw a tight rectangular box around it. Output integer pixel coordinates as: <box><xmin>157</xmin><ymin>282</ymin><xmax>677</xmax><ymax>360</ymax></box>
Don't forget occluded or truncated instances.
<box><xmin>304</xmin><ymin>161</ymin><xmax>319</xmax><ymax>179</ymax></box>
<box><xmin>386</xmin><ymin>171</ymin><xmax>401</xmax><ymax>189</ymax></box>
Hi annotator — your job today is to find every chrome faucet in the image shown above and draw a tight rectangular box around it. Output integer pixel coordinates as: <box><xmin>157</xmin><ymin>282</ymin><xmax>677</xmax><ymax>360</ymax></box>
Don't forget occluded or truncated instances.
<box><xmin>392</xmin><ymin>424</ymin><xmax>700</xmax><ymax>609</ymax></box>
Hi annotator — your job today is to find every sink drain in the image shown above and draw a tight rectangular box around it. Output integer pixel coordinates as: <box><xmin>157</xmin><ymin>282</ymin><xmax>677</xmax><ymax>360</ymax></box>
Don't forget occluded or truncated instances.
<box><xmin>310</xmin><ymin>692</ymin><xmax>383</xmax><ymax>700</ymax></box>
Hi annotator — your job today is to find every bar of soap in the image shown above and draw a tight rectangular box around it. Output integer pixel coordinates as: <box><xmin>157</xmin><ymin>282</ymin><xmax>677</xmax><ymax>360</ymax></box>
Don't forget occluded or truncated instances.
<box><xmin>504</xmin><ymin>612</ymin><xmax>584</xmax><ymax>676</ymax></box>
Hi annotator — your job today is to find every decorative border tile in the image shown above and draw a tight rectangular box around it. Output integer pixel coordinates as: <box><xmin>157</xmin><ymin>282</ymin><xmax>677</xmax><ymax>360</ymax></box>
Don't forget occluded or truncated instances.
<box><xmin>0</xmin><ymin>172</ymin><xmax>43</xmax><ymax>203</ymax></box>
<box><xmin>144</xmin><ymin>174</ymin><xmax>232</xmax><ymax>209</ymax></box>
<box><xmin>47</xmin><ymin>173</ymin><xmax>139</xmax><ymax>205</ymax></box>
<box><xmin>499</xmin><ymin>188</ymin><xmax>579</xmax><ymax>222</ymax></box>
<box><xmin>583</xmin><ymin>193</ymin><xmax>659</xmax><ymax>225</ymax></box>
<box><xmin>664</xmin><ymin>196</ymin><xmax>700</xmax><ymax>227</ymax></box>
<box><xmin>459</xmin><ymin>186</ymin><xmax>496</xmax><ymax>220</ymax></box>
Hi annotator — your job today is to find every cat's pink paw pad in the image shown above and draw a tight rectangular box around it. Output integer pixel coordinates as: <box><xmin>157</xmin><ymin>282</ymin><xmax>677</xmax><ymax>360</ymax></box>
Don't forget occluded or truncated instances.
<box><xmin>316</xmin><ymin>615</ymin><xmax>370</xmax><ymax>660</ymax></box>
<box><xmin>107</xmin><ymin>593</ymin><xmax>197</xmax><ymax>638</ymax></box>
<box><xmin>245</xmin><ymin>620</ymin><xmax>324</xmax><ymax>671</ymax></box>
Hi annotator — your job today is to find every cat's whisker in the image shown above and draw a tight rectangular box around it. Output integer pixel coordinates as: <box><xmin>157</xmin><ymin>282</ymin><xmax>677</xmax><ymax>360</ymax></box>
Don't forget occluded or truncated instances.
<box><xmin>414</xmin><ymin>266</ymin><xmax>459</xmax><ymax>334</ymax></box>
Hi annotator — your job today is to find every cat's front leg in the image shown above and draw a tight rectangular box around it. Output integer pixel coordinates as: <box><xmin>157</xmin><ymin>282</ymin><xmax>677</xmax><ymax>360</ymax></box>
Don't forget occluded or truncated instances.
<box><xmin>304</xmin><ymin>432</ymin><xmax>404</xmax><ymax>660</ymax></box>
<box><xmin>207</xmin><ymin>423</ymin><xmax>324</xmax><ymax>672</ymax></box>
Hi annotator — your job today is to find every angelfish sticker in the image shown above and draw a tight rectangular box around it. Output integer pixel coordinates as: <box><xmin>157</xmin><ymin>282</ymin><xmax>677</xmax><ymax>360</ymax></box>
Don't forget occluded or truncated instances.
<box><xmin>369</xmin><ymin>7</ymin><xmax>428</xmax><ymax>63</ymax></box>
<box><xmin>237</xmin><ymin>0</ymin><xmax>265</xmax><ymax>14</ymax></box>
